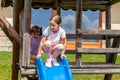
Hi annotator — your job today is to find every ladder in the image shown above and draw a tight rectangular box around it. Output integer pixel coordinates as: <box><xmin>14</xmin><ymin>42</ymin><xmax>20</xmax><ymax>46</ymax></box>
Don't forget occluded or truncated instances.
<box><xmin>65</xmin><ymin>0</ymin><xmax>120</xmax><ymax>80</ymax></box>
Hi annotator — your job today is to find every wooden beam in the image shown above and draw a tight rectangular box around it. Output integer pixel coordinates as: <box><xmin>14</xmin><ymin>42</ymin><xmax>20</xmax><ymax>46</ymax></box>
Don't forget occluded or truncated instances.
<box><xmin>0</xmin><ymin>14</ymin><xmax>22</xmax><ymax>44</ymax></box>
<box><xmin>77</xmin><ymin>48</ymin><xmax>120</xmax><ymax>54</ymax></box>
<box><xmin>2</xmin><ymin>0</ymin><xmax>120</xmax><ymax>10</ymax></box>
<box><xmin>78</xmin><ymin>29</ymin><xmax>120</xmax><ymax>37</ymax></box>
<box><xmin>20</xmin><ymin>68</ymin><xmax>120</xmax><ymax>75</ymax></box>
<box><xmin>0</xmin><ymin>16</ymin><xmax>13</xmax><ymax>42</ymax></box>
<box><xmin>71</xmin><ymin>62</ymin><xmax>120</xmax><ymax>68</ymax></box>
<box><xmin>110</xmin><ymin>0</ymin><xmax>120</xmax><ymax>5</ymax></box>
<box><xmin>31</xmin><ymin>0</ymin><xmax>109</xmax><ymax>10</ymax></box>
<box><xmin>66</xmin><ymin>34</ymin><xmax>113</xmax><ymax>40</ymax></box>
<box><xmin>32</xmin><ymin>0</ymin><xmax>55</xmax><ymax>3</ymax></box>
<box><xmin>71</xmin><ymin>68</ymin><xmax>120</xmax><ymax>74</ymax></box>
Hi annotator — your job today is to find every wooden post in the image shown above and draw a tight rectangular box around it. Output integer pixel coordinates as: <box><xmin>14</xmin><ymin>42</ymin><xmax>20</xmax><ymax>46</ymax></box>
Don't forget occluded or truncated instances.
<box><xmin>75</xmin><ymin>0</ymin><xmax>82</xmax><ymax>66</ymax></box>
<box><xmin>52</xmin><ymin>9</ymin><xmax>57</xmax><ymax>16</ymax></box>
<box><xmin>105</xmin><ymin>6</ymin><xmax>111</xmax><ymax>62</ymax></box>
<box><xmin>19</xmin><ymin>9</ymin><xmax>24</xmax><ymax>38</ymax></box>
<box><xmin>22</xmin><ymin>0</ymin><xmax>32</xmax><ymax>67</ymax></box>
<box><xmin>12</xmin><ymin>0</ymin><xmax>23</xmax><ymax>80</ymax></box>
<box><xmin>98</xmin><ymin>11</ymin><xmax>102</xmax><ymax>48</ymax></box>
<box><xmin>109</xmin><ymin>38</ymin><xmax>120</xmax><ymax>63</ymax></box>
<box><xmin>104</xmin><ymin>5</ymin><xmax>112</xmax><ymax>80</ymax></box>
<box><xmin>57</xmin><ymin>0</ymin><xmax>61</xmax><ymax>15</ymax></box>
<box><xmin>23</xmin><ymin>0</ymin><xmax>31</xmax><ymax>33</ymax></box>
<box><xmin>19</xmin><ymin>9</ymin><xmax>24</xmax><ymax>67</ymax></box>
<box><xmin>99</xmin><ymin>11</ymin><xmax>102</xmax><ymax>30</ymax></box>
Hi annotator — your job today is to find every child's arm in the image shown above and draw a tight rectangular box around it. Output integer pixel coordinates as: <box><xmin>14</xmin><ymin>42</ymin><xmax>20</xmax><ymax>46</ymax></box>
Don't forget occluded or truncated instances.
<box><xmin>61</xmin><ymin>38</ymin><xmax>67</xmax><ymax>58</ymax></box>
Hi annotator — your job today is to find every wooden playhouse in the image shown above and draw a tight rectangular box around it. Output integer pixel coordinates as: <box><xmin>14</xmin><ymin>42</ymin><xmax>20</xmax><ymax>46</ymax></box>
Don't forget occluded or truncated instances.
<box><xmin>0</xmin><ymin>0</ymin><xmax>120</xmax><ymax>80</ymax></box>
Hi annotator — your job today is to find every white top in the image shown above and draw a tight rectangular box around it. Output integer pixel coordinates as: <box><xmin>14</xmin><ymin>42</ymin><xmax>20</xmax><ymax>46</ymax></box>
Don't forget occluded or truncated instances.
<box><xmin>43</xmin><ymin>26</ymin><xmax>66</xmax><ymax>45</ymax></box>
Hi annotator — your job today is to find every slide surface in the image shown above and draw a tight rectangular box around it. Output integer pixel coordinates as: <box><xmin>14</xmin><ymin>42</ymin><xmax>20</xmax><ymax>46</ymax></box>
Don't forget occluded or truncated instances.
<box><xmin>36</xmin><ymin>57</ymin><xmax>73</xmax><ymax>80</ymax></box>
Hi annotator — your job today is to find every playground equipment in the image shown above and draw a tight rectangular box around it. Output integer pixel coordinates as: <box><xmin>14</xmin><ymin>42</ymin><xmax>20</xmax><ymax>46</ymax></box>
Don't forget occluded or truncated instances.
<box><xmin>1</xmin><ymin>0</ymin><xmax>120</xmax><ymax>80</ymax></box>
<box><xmin>20</xmin><ymin>33</ymin><xmax>73</xmax><ymax>80</ymax></box>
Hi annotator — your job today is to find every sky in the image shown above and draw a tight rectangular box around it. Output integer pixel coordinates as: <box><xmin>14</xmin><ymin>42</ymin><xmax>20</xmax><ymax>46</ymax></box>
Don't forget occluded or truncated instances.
<box><xmin>32</xmin><ymin>8</ymin><xmax>99</xmax><ymax>34</ymax></box>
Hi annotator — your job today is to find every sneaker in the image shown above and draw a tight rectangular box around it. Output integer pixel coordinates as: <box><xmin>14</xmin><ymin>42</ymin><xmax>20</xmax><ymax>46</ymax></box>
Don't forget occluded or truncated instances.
<box><xmin>45</xmin><ymin>58</ymin><xmax>52</xmax><ymax>68</ymax></box>
<box><xmin>52</xmin><ymin>58</ymin><xmax>60</xmax><ymax>66</ymax></box>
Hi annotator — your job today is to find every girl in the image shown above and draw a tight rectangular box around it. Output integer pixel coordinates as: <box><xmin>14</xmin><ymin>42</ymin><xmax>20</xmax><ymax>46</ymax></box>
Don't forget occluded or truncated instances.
<box><xmin>30</xmin><ymin>25</ymin><xmax>42</xmax><ymax>61</ymax></box>
<box><xmin>37</xmin><ymin>15</ymin><xmax>67</xmax><ymax>68</ymax></box>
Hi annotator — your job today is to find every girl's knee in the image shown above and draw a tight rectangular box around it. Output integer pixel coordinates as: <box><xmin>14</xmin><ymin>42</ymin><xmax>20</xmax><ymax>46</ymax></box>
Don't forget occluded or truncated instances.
<box><xmin>44</xmin><ymin>40</ymin><xmax>52</xmax><ymax>47</ymax></box>
<box><xmin>57</xmin><ymin>44</ymin><xmax>64</xmax><ymax>50</ymax></box>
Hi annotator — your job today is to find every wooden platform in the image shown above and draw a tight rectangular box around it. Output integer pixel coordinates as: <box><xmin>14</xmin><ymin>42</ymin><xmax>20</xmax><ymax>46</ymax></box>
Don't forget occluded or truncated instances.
<box><xmin>71</xmin><ymin>68</ymin><xmax>120</xmax><ymax>74</ymax></box>
<box><xmin>20</xmin><ymin>62</ymin><xmax>120</xmax><ymax>75</ymax></box>
<box><xmin>20</xmin><ymin>68</ymin><xmax>120</xmax><ymax>75</ymax></box>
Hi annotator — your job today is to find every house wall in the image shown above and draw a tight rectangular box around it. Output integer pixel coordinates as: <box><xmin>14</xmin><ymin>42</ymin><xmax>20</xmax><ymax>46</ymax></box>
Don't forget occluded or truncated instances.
<box><xmin>0</xmin><ymin>18</ymin><xmax>13</xmax><ymax>51</ymax></box>
<box><xmin>0</xmin><ymin>0</ymin><xmax>13</xmax><ymax>18</ymax></box>
<box><xmin>102</xmin><ymin>2</ymin><xmax>120</xmax><ymax>29</ymax></box>
<box><xmin>0</xmin><ymin>0</ymin><xmax>13</xmax><ymax>51</ymax></box>
<box><xmin>102</xmin><ymin>2</ymin><xmax>120</xmax><ymax>48</ymax></box>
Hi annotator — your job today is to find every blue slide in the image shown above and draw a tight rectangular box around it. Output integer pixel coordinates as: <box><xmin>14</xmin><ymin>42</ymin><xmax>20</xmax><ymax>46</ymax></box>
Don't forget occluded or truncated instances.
<box><xmin>36</xmin><ymin>57</ymin><xmax>73</xmax><ymax>80</ymax></box>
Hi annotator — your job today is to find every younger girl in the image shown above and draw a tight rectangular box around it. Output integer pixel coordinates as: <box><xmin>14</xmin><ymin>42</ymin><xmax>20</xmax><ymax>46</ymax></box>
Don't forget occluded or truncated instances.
<box><xmin>30</xmin><ymin>25</ymin><xmax>42</xmax><ymax>61</ymax></box>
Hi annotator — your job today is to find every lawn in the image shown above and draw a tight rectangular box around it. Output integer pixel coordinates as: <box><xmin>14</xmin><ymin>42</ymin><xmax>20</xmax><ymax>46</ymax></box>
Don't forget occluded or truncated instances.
<box><xmin>0</xmin><ymin>51</ymin><xmax>120</xmax><ymax>80</ymax></box>
<box><xmin>0</xmin><ymin>51</ymin><xmax>12</xmax><ymax>80</ymax></box>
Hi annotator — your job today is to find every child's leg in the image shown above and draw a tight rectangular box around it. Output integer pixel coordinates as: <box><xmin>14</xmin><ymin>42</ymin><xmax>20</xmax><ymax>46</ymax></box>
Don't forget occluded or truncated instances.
<box><xmin>52</xmin><ymin>44</ymin><xmax>64</xmax><ymax>58</ymax></box>
<box><xmin>43</xmin><ymin>40</ymin><xmax>52</xmax><ymax>67</ymax></box>
<box><xmin>43</xmin><ymin>40</ymin><xmax>52</xmax><ymax>58</ymax></box>
<box><xmin>51</xmin><ymin>44</ymin><xmax>64</xmax><ymax>66</ymax></box>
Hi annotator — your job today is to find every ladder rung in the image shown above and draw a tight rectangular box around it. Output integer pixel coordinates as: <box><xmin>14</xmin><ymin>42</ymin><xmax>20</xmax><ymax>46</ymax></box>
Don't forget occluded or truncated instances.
<box><xmin>71</xmin><ymin>68</ymin><xmax>120</xmax><ymax>74</ymax></box>
<box><xmin>70</xmin><ymin>62</ymin><xmax>120</xmax><ymax>68</ymax></box>
<box><xmin>65</xmin><ymin>50</ymin><xmax>76</xmax><ymax>54</ymax></box>
<box><xmin>78</xmin><ymin>29</ymin><xmax>120</xmax><ymax>37</ymax></box>
<box><xmin>66</xmin><ymin>33</ymin><xmax>107</xmax><ymax>39</ymax></box>
<box><xmin>21</xmin><ymin>68</ymin><xmax>120</xmax><ymax>74</ymax></box>
<box><xmin>77</xmin><ymin>48</ymin><xmax>120</xmax><ymax>54</ymax></box>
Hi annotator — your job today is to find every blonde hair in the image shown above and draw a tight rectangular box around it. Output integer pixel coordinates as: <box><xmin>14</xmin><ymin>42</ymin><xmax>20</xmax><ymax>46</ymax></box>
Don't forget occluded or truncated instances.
<box><xmin>50</xmin><ymin>15</ymin><xmax>61</xmax><ymax>25</ymax></box>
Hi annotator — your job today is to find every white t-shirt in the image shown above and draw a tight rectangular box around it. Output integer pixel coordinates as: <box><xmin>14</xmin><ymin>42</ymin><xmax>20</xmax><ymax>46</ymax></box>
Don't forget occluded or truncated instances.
<box><xmin>43</xmin><ymin>26</ymin><xmax>66</xmax><ymax>45</ymax></box>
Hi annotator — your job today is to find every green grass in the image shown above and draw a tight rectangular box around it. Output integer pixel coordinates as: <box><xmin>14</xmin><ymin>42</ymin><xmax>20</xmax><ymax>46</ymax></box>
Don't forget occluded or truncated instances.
<box><xmin>0</xmin><ymin>51</ymin><xmax>12</xmax><ymax>80</ymax></box>
<box><xmin>0</xmin><ymin>51</ymin><xmax>120</xmax><ymax>80</ymax></box>
<box><xmin>67</xmin><ymin>54</ymin><xmax>120</xmax><ymax>80</ymax></box>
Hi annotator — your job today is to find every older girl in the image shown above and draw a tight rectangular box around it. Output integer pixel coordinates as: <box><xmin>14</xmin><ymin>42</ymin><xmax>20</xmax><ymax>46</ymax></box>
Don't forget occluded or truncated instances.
<box><xmin>37</xmin><ymin>15</ymin><xmax>67</xmax><ymax>68</ymax></box>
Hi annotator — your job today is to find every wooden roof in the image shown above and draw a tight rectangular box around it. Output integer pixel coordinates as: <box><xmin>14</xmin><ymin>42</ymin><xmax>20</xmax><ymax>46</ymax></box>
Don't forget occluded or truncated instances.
<box><xmin>1</xmin><ymin>0</ymin><xmax>120</xmax><ymax>11</ymax></box>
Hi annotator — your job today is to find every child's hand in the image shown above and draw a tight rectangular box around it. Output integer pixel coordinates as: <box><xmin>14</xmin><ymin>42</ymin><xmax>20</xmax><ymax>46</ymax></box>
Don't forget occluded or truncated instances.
<box><xmin>61</xmin><ymin>54</ymin><xmax>66</xmax><ymax>58</ymax></box>
<box><xmin>37</xmin><ymin>54</ymin><xmax>41</xmax><ymax>58</ymax></box>
<box><xmin>31</xmin><ymin>55</ymin><xmax>37</xmax><ymax>61</ymax></box>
